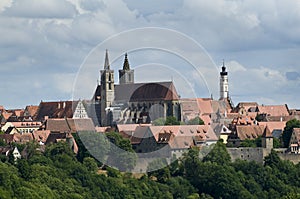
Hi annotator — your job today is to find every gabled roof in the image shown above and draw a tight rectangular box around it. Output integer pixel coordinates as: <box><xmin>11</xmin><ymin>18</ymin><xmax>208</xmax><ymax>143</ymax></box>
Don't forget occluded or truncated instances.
<box><xmin>235</xmin><ymin>102</ymin><xmax>259</xmax><ymax>112</ymax></box>
<box><xmin>24</xmin><ymin>105</ymin><xmax>39</xmax><ymax>117</ymax></box>
<box><xmin>45</xmin><ymin>118</ymin><xmax>95</xmax><ymax>133</ymax></box>
<box><xmin>35</xmin><ymin>101</ymin><xmax>78</xmax><ymax>121</ymax></box>
<box><xmin>235</xmin><ymin>125</ymin><xmax>265</xmax><ymax>140</ymax></box>
<box><xmin>0</xmin><ymin>133</ymin><xmax>33</xmax><ymax>143</ymax></box>
<box><xmin>33</xmin><ymin>130</ymin><xmax>51</xmax><ymax>143</ymax></box>
<box><xmin>291</xmin><ymin>128</ymin><xmax>300</xmax><ymax>145</ymax></box>
<box><xmin>262</xmin><ymin>126</ymin><xmax>272</xmax><ymax>138</ymax></box>
<box><xmin>257</xmin><ymin>104</ymin><xmax>289</xmax><ymax>117</ymax></box>
<box><xmin>258</xmin><ymin>121</ymin><xmax>286</xmax><ymax>133</ymax></box>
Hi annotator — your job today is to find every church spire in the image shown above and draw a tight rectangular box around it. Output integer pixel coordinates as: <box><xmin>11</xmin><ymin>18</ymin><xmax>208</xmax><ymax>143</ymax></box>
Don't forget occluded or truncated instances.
<box><xmin>122</xmin><ymin>53</ymin><xmax>130</xmax><ymax>70</ymax></box>
<box><xmin>220</xmin><ymin>59</ymin><xmax>227</xmax><ymax>76</ymax></box>
<box><xmin>104</xmin><ymin>49</ymin><xmax>110</xmax><ymax>70</ymax></box>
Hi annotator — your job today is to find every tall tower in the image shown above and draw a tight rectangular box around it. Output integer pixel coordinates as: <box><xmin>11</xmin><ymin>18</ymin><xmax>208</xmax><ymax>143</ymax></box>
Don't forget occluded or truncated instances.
<box><xmin>100</xmin><ymin>50</ymin><xmax>115</xmax><ymax>126</ymax></box>
<box><xmin>220</xmin><ymin>61</ymin><xmax>229</xmax><ymax>100</ymax></box>
<box><xmin>119</xmin><ymin>53</ymin><xmax>134</xmax><ymax>84</ymax></box>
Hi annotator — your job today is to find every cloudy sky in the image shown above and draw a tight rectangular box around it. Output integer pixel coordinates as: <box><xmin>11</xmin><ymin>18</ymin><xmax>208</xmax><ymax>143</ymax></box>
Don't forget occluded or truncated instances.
<box><xmin>0</xmin><ymin>0</ymin><xmax>300</xmax><ymax>109</ymax></box>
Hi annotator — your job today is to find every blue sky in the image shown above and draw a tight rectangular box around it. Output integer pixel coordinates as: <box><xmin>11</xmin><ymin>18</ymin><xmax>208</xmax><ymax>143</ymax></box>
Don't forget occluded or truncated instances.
<box><xmin>0</xmin><ymin>0</ymin><xmax>300</xmax><ymax>109</ymax></box>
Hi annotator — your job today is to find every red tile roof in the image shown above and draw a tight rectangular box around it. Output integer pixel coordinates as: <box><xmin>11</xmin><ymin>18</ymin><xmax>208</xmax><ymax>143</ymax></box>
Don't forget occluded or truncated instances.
<box><xmin>45</xmin><ymin>118</ymin><xmax>95</xmax><ymax>133</ymax></box>
<box><xmin>35</xmin><ymin>101</ymin><xmax>78</xmax><ymax>121</ymax></box>
<box><xmin>236</xmin><ymin>125</ymin><xmax>265</xmax><ymax>140</ymax></box>
<box><xmin>257</xmin><ymin>104</ymin><xmax>289</xmax><ymax>117</ymax></box>
<box><xmin>24</xmin><ymin>105</ymin><xmax>39</xmax><ymax>116</ymax></box>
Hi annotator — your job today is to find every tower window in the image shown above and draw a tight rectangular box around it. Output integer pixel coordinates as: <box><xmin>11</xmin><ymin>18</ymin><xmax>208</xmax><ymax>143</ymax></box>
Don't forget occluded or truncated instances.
<box><xmin>109</xmin><ymin>83</ymin><xmax>112</xmax><ymax>90</ymax></box>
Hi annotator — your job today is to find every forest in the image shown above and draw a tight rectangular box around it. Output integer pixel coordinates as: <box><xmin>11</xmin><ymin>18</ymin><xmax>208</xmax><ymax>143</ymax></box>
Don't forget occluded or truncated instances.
<box><xmin>0</xmin><ymin>133</ymin><xmax>300</xmax><ymax>199</ymax></box>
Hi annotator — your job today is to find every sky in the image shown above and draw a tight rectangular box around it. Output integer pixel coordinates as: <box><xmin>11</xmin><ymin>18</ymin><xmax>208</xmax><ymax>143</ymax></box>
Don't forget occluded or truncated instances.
<box><xmin>0</xmin><ymin>0</ymin><xmax>300</xmax><ymax>109</ymax></box>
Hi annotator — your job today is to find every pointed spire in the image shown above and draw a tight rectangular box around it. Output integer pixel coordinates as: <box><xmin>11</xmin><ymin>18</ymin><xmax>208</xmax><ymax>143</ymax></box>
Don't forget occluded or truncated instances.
<box><xmin>122</xmin><ymin>53</ymin><xmax>130</xmax><ymax>70</ymax></box>
<box><xmin>220</xmin><ymin>59</ymin><xmax>228</xmax><ymax>76</ymax></box>
<box><xmin>104</xmin><ymin>49</ymin><xmax>110</xmax><ymax>70</ymax></box>
<box><xmin>263</xmin><ymin>126</ymin><xmax>272</xmax><ymax>138</ymax></box>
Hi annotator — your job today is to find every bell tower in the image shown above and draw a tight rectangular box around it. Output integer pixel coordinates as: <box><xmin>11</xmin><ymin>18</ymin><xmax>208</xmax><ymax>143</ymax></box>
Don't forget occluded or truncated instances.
<box><xmin>220</xmin><ymin>60</ymin><xmax>229</xmax><ymax>100</ymax></box>
<box><xmin>119</xmin><ymin>53</ymin><xmax>134</xmax><ymax>84</ymax></box>
<box><xmin>100</xmin><ymin>49</ymin><xmax>115</xmax><ymax>126</ymax></box>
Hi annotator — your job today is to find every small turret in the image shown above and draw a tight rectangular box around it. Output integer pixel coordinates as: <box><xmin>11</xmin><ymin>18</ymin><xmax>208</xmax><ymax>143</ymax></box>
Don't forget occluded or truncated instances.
<box><xmin>119</xmin><ymin>53</ymin><xmax>134</xmax><ymax>84</ymax></box>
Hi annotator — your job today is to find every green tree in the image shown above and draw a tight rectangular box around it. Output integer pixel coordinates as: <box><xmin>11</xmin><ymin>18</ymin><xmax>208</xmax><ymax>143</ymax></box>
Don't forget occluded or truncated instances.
<box><xmin>203</xmin><ymin>141</ymin><xmax>231</xmax><ymax>165</ymax></box>
<box><xmin>106</xmin><ymin>132</ymin><xmax>137</xmax><ymax>171</ymax></box>
<box><xmin>45</xmin><ymin>141</ymin><xmax>75</xmax><ymax>159</ymax></box>
<box><xmin>147</xmin><ymin>158</ymin><xmax>170</xmax><ymax>183</ymax></box>
<box><xmin>165</xmin><ymin>116</ymin><xmax>180</xmax><ymax>125</ymax></box>
<box><xmin>152</xmin><ymin>117</ymin><xmax>166</xmax><ymax>126</ymax></box>
<box><xmin>187</xmin><ymin>117</ymin><xmax>205</xmax><ymax>125</ymax></box>
<box><xmin>273</xmin><ymin>137</ymin><xmax>282</xmax><ymax>148</ymax></box>
<box><xmin>83</xmin><ymin>157</ymin><xmax>98</xmax><ymax>173</ymax></box>
<box><xmin>282</xmin><ymin>119</ymin><xmax>300</xmax><ymax>147</ymax></box>
<box><xmin>264</xmin><ymin>150</ymin><xmax>281</xmax><ymax>168</ymax></box>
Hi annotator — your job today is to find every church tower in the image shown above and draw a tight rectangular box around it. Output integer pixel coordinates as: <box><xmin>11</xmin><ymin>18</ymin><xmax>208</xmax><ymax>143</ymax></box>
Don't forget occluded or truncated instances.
<box><xmin>220</xmin><ymin>61</ymin><xmax>229</xmax><ymax>100</ymax></box>
<box><xmin>100</xmin><ymin>50</ymin><xmax>115</xmax><ymax>126</ymax></box>
<box><xmin>118</xmin><ymin>53</ymin><xmax>134</xmax><ymax>84</ymax></box>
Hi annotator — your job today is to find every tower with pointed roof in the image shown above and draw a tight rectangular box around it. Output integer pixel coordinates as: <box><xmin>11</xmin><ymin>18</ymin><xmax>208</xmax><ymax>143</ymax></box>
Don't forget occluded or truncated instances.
<box><xmin>262</xmin><ymin>126</ymin><xmax>273</xmax><ymax>149</ymax></box>
<box><xmin>100</xmin><ymin>50</ymin><xmax>115</xmax><ymax>126</ymax></box>
<box><xmin>119</xmin><ymin>53</ymin><xmax>134</xmax><ymax>84</ymax></box>
<box><xmin>220</xmin><ymin>61</ymin><xmax>229</xmax><ymax>100</ymax></box>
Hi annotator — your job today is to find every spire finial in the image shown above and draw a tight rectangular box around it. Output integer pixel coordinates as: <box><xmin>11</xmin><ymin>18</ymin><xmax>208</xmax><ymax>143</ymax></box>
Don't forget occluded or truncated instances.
<box><xmin>122</xmin><ymin>52</ymin><xmax>130</xmax><ymax>70</ymax></box>
<box><xmin>222</xmin><ymin>59</ymin><xmax>226</xmax><ymax>72</ymax></box>
<box><xmin>104</xmin><ymin>49</ymin><xmax>110</xmax><ymax>70</ymax></box>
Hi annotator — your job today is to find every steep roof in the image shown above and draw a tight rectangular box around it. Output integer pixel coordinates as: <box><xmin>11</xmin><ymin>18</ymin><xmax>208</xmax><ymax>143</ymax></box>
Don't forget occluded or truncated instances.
<box><xmin>235</xmin><ymin>125</ymin><xmax>265</xmax><ymax>140</ymax></box>
<box><xmin>292</xmin><ymin>128</ymin><xmax>300</xmax><ymax>145</ymax></box>
<box><xmin>35</xmin><ymin>101</ymin><xmax>78</xmax><ymax>121</ymax></box>
<box><xmin>258</xmin><ymin>121</ymin><xmax>286</xmax><ymax>133</ymax></box>
<box><xmin>33</xmin><ymin>130</ymin><xmax>51</xmax><ymax>143</ymax></box>
<box><xmin>24</xmin><ymin>105</ymin><xmax>39</xmax><ymax>117</ymax></box>
<box><xmin>45</xmin><ymin>118</ymin><xmax>95</xmax><ymax>133</ymax></box>
<box><xmin>93</xmin><ymin>81</ymin><xmax>179</xmax><ymax>103</ymax></box>
<box><xmin>262</xmin><ymin>126</ymin><xmax>272</xmax><ymax>138</ymax></box>
<box><xmin>257</xmin><ymin>105</ymin><xmax>289</xmax><ymax>117</ymax></box>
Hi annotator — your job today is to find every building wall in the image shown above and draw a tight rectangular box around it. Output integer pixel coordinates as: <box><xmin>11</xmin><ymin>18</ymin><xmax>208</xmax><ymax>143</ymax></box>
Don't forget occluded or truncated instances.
<box><xmin>277</xmin><ymin>153</ymin><xmax>300</xmax><ymax>164</ymax></box>
<box><xmin>227</xmin><ymin>147</ymin><xmax>272</xmax><ymax>164</ymax></box>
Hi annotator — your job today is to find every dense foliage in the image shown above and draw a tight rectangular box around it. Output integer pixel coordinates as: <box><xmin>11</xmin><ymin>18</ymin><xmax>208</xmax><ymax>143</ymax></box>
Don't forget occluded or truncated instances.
<box><xmin>0</xmin><ymin>138</ymin><xmax>300</xmax><ymax>198</ymax></box>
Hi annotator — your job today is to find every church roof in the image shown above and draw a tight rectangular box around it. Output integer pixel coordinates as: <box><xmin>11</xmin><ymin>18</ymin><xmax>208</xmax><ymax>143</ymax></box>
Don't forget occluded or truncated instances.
<box><xmin>93</xmin><ymin>81</ymin><xmax>179</xmax><ymax>103</ymax></box>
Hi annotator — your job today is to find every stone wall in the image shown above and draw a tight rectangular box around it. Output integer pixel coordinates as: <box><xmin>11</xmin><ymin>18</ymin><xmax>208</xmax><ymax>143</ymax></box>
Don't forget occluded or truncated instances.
<box><xmin>227</xmin><ymin>147</ymin><xmax>272</xmax><ymax>164</ymax></box>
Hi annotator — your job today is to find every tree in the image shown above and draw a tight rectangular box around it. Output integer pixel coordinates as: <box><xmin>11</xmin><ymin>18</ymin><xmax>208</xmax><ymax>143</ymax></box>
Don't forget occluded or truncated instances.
<box><xmin>264</xmin><ymin>150</ymin><xmax>281</xmax><ymax>168</ymax></box>
<box><xmin>187</xmin><ymin>117</ymin><xmax>205</xmax><ymax>125</ymax></box>
<box><xmin>165</xmin><ymin>116</ymin><xmax>180</xmax><ymax>125</ymax></box>
<box><xmin>44</xmin><ymin>141</ymin><xmax>75</xmax><ymax>159</ymax></box>
<box><xmin>147</xmin><ymin>158</ymin><xmax>170</xmax><ymax>183</ymax></box>
<box><xmin>282</xmin><ymin>119</ymin><xmax>300</xmax><ymax>148</ymax></box>
<box><xmin>106</xmin><ymin>132</ymin><xmax>137</xmax><ymax>171</ymax></box>
<box><xmin>152</xmin><ymin>117</ymin><xmax>166</xmax><ymax>126</ymax></box>
<box><xmin>83</xmin><ymin>157</ymin><xmax>98</xmax><ymax>173</ymax></box>
<box><xmin>203</xmin><ymin>141</ymin><xmax>231</xmax><ymax>165</ymax></box>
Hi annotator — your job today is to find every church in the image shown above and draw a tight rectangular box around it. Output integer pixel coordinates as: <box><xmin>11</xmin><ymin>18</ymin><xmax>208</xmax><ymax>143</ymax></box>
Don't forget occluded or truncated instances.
<box><xmin>93</xmin><ymin>50</ymin><xmax>181</xmax><ymax>126</ymax></box>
